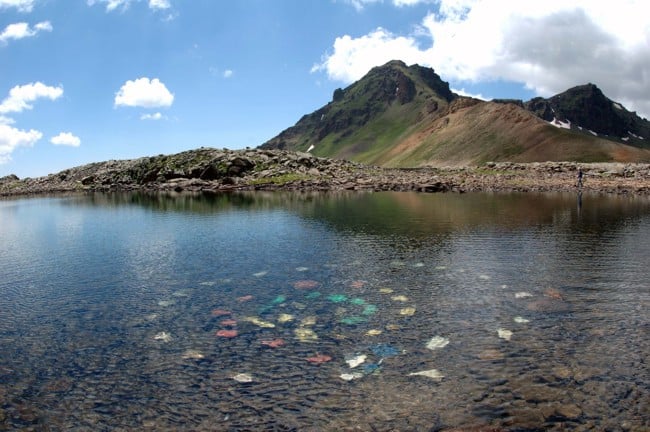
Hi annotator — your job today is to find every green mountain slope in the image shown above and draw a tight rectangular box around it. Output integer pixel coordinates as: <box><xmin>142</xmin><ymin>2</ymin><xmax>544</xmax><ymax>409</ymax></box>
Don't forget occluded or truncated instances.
<box><xmin>261</xmin><ymin>61</ymin><xmax>650</xmax><ymax>166</ymax></box>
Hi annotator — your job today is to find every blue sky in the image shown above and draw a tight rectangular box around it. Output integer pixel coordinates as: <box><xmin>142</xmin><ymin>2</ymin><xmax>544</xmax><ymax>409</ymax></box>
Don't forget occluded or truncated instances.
<box><xmin>1</xmin><ymin>0</ymin><xmax>648</xmax><ymax>178</ymax></box>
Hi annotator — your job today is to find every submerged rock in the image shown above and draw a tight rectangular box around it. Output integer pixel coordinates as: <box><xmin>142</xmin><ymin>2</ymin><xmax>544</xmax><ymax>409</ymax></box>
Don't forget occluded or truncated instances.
<box><xmin>232</xmin><ymin>373</ymin><xmax>253</xmax><ymax>383</ymax></box>
<box><xmin>345</xmin><ymin>354</ymin><xmax>367</xmax><ymax>368</ymax></box>
<box><xmin>277</xmin><ymin>313</ymin><xmax>294</xmax><ymax>323</ymax></box>
<box><xmin>340</xmin><ymin>372</ymin><xmax>364</xmax><ymax>381</ymax></box>
<box><xmin>306</xmin><ymin>354</ymin><xmax>332</xmax><ymax>364</ymax></box>
<box><xmin>211</xmin><ymin>309</ymin><xmax>232</xmax><ymax>317</ymax></box>
<box><xmin>371</xmin><ymin>344</ymin><xmax>401</xmax><ymax>357</ymax></box>
<box><xmin>497</xmin><ymin>328</ymin><xmax>513</xmax><ymax>341</ymax></box>
<box><xmin>181</xmin><ymin>349</ymin><xmax>205</xmax><ymax>360</ymax></box>
<box><xmin>295</xmin><ymin>327</ymin><xmax>318</xmax><ymax>342</ymax></box>
<box><xmin>426</xmin><ymin>336</ymin><xmax>450</xmax><ymax>350</ymax></box>
<box><xmin>243</xmin><ymin>317</ymin><xmax>275</xmax><ymax>328</ymax></box>
<box><xmin>366</xmin><ymin>329</ymin><xmax>383</xmax><ymax>336</ymax></box>
<box><xmin>399</xmin><ymin>307</ymin><xmax>416</xmax><ymax>316</ymax></box>
<box><xmin>293</xmin><ymin>280</ymin><xmax>319</xmax><ymax>289</ymax></box>
<box><xmin>216</xmin><ymin>329</ymin><xmax>238</xmax><ymax>338</ymax></box>
<box><xmin>408</xmin><ymin>369</ymin><xmax>444</xmax><ymax>380</ymax></box>
<box><xmin>153</xmin><ymin>331</ymin><xmax>172</xmax><ymax>342</ymax></box>
<box><xmin>261</xmin><ymin>338</ymin><xmax>285</xmax><ymax>348</ymax></box>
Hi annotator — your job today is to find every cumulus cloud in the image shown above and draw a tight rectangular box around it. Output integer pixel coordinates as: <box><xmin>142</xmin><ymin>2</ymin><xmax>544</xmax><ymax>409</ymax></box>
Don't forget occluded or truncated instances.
<box><xmin>311</xmin><ymin>28</ymin><xmax>425</xmax><ymax>82</ymax></box>
<box><xmin>140</xmin><ymin>112</ymin><xmax>164</xmax><ymax>120</ymax></box>
<box><xmin>314</xmin><ymin>0</ymin><xmax>650</xmax><ymax>118</ymax></box>
<box><xmin>114</xmin><ymin>77</ymin><xmax>174</xmax><ymax>108</ymax></box>
<box><xmin>0</xmin><ymin>21</ymin><xmax>52</xmax><ymax>44</ymax></box>
<box><xmin>50</xmin><ymin>132</ymin><xmax>81</xmax><ymax>147</ymax></box>
<box><xmin>0</xmin><ymin>0</ymin><xmax>34</xmax><ymax>12</ymax></box>
<box><xmin>0</xmin><ymin>82</ymin><xmax>63</xmax><ymax>115</ymax></box>
<box><xmin>223</xmin><ymin>69</ymin><xmax>234</xmax><ymax>78</ymax></box>
<box><xmin>0</xmin><ymin>124</ymin><xmax>41</xmax><ymax>164</ymax></box>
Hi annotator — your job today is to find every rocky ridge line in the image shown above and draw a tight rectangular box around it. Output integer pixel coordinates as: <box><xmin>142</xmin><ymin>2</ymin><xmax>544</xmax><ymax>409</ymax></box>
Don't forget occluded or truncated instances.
<box><xmin>1</xmin><ymin>148</ymin><xmax>650</xmax><ymax>197</ymax></box>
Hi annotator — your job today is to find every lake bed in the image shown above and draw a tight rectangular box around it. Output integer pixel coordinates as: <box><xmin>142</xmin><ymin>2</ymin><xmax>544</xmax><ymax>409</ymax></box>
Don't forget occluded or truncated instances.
<box><xmin>1</xmin><ymin>191</ymin><xmax>648</xmax><ymax>431</ymax></box>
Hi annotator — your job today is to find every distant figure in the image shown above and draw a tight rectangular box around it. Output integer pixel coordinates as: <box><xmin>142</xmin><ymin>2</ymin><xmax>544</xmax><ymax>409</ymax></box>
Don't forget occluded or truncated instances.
<box><xmin>577</xmin><ymin>168</ymin><xmax>583</xmax><ymax>188</ymax></box>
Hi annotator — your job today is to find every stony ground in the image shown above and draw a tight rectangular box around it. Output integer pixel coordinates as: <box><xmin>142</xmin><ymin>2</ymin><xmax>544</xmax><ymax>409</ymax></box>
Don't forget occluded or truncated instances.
<box><xmin>1</xmin><ymin>148</ymin><xmax>649</xmax><ymax>197</ymax></box>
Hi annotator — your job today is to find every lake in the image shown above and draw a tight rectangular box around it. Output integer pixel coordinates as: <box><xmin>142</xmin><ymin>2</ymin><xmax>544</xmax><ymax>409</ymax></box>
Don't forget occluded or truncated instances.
<box><xmin>0</xmin><ymin>191</ymin><xmax>648</xmax><ymax>431</ymax></box>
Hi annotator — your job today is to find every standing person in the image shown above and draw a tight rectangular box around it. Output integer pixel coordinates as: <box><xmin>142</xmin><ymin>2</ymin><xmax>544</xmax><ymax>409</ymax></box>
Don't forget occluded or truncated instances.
<box><xmin>577</xmin><ymin>167</ymin><xmax>583</xmax><ymax>188</ymax></box>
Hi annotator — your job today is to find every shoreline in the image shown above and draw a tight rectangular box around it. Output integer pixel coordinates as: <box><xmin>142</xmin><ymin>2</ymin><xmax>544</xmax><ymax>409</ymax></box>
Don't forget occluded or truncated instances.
<box><xmin>2</xmin><ymin>149</ymin><xmax>650</xmax><ymax>198</ymax></box>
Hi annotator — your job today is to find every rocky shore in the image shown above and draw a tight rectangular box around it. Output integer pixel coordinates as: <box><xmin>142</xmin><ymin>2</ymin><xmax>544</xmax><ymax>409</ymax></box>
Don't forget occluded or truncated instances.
<box><xmin>2</xmin><ymin>148</ymin><xmax>650</xmax><ymax>197</ymax></box>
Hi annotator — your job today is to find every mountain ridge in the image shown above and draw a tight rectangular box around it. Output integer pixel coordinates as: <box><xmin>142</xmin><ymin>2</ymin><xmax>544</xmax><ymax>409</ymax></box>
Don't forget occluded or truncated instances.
<box><xmin>261</xmin><ymin>61</ymin><xmax>650</xmax><ymax>166</ymax></box>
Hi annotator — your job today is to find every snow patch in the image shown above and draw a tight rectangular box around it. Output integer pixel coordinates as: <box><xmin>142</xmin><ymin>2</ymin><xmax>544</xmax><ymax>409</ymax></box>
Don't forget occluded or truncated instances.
<box><xmin>628</xmin><ymin>131</ymin><xmax>645</xmax><ymax>140</ymax></box>
<box><xmin>622</xmin><ymin>137</ymin><xmax>629</xmax><ymax>141</ymax></box>
<box><xmin>307</xmin><ymin>144</ymin><xmax>315</xmax><ymax>152</ymax></box>
<box><xmin>613</xmin><ymin>102</ymin><xmax>623</xmax><ymax>110</ymax></box>
<box><xmin>589</xmin><ymin>130</ymin><xmax>598</xmax><ymax>136</ymax></box>
<box><xmin>549</xmin><ymin>117</ymin><xmax>571</xmax><ymax>129</ymax></box>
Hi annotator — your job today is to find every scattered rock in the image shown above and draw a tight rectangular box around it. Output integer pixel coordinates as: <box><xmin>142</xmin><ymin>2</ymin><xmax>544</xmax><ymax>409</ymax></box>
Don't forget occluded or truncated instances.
<box><xmin>5</xmin><ymin>148</ymin><xmax>650</xmax><ymax>197</ymax></box>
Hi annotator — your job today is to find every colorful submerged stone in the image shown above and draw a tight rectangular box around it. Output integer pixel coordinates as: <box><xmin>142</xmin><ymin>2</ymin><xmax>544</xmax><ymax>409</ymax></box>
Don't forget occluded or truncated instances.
<box><xmin>220</xmin><ymin>319</ymin><xmax>237</xmax><ymax>327</ymax></box>
<box><xmin>327</xmin><ymin>294</ymin><xmax>348</xmax><ymax>303</ymax></box>
<box><xmin>243</xmin><ymin>317</ymin><xmax>275</xmax><ymax>328</ymax></box>
<box><xmin>306</xmin><ymin>354</ymin><xmax>332</xmax><ymax>364</ymax></box>
<box><xmin>295</xmin><ymin>327</ymin><xmax>318</xmax><ymax>342</ymax></box>
<box><xmin>216</xmin><ymin>329</ymin><xmax>238</xmax><ymax>338</ymax></box>
<box><xmin>399</xmin><ymin>307</ymin><xmax>416</xmax><ymax>316</ymax></box>
<box><xmin>211</xmin><ymin>309</ymin><xmax>231</xmax><ymax>317</ymax></box>
<box><xmin>371</xmin><ymin>344</ymin><xmax>401</xmax><ymax>357</ymax></box>
<box><xmin>293</xmin><ymin>280</ymin><xmax>319</xmax><ymax>289</ymax></box>
<box><xmin>261</xmin><ymin>338</ymin><xmax>285</xmax><ymax>348</ymax></box>
<box><xmin>277</xmin><ymin>313</ymin><xmax>294</xmax><ymax>323</ymax></box>
<box><xmin>340</xmin><ymin>316</ymin><xmax>366</xmax><ymax>325</ymax></box>
<box><xmin>237</xmin><ymin>295</ymin><xmax>253</xmax><ymax>302</ymax></box>
<box><xmin>271</xmin><ymin>295</ymin><xmax>287</xmax><ymax>304</ymax></box>
<box><xmin>366</xmin><ymin>329</ymin><xmax>383</xmax><ymax>336</ymax></box>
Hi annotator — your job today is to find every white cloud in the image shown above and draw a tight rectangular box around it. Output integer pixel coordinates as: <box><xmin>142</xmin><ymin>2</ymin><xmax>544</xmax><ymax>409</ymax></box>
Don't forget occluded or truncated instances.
<box><xmin>311</xmin><ymin>28</ymin><xmax>425</xmax><ymax>82</ymax></box>
<box><xmin>114</xmin><ymin>77</ymin><xmax>174</xmax><ymax>108</ymax></box>
<box><xmin>88</xmin><ymin>0</ymin><xmax>173</xmax><ymax>12</ymax></box>
<box><xmin>149</xmin><ymin>0</ymin><xmax>170</xmax><ymax>9</ymax></box>
<box><xmin>0</xmin><ymin>82</ymin><xmax>63</xmax><ymax>114</ymax></box>
<box><xmin>223</xmin><ymin>69</ymin><xmax>234</xmax><ymax>78</ymax></box>
<box><xmin>314</xmin><ymin>0</ymin><xmax>650</xmax><ymax>118</ymax></box>
<box><xmin>0</xmin><ymin>0</ymin><xmax>34</xmax><ymax>12</ymax></box>
<box><xmin>0</xmin><ymin>21</ymin><xmax>52</xmax><ymax>44</ymax></box>
<box><xmin>140</xmin><ymin>112</ymin><xmax>163</xmax><ymax>120</ymax></box>
<box><xmin>50</xmin><ymin>132</ymin><xmax>81</xmax><ymax>147</ymax></box>
<box><xmin>0</xmin><ymin>124</ymin><xmax>41</xmax><ymax>164</ymax></box>
<box><xmin>342</xmin><ymin>0</ymin><xmax>381</xmax><ymax>11</ymax></box>
<box><xmin>87</xmin><ymin>0</ymin><xmax>131</xmax><ymax>12</ymax></box>
<box><xmin>392</xmin><ymin>0</ymin><xmax>434</xmax><ymax>6</ymax></box>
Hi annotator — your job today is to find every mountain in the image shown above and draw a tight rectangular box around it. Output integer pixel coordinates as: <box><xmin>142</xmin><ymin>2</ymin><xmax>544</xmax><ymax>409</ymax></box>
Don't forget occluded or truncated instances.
<box><xmin>260</xmin><ymin>61</ymin><xmax>650</xmax><ymax>166</ymax></box>
<box><xmin>494</xmin><ymin>83</ymin><xmax>650</xmax><ymax>148</ymax></box>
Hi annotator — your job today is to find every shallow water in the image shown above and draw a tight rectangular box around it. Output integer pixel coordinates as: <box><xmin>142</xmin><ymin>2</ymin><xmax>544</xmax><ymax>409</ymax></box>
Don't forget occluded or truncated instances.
<box><xmin>0</xmin><ymin>191</ymin><xmax>648</xmax><ymax>431</ymax></box>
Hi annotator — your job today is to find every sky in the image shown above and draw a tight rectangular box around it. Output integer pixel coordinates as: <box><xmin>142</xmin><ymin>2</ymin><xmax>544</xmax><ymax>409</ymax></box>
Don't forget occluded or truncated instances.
<box><xmin>1</xmin><ymin>0</ymin><xmax>648</xmax><ymax>178</ymax></box>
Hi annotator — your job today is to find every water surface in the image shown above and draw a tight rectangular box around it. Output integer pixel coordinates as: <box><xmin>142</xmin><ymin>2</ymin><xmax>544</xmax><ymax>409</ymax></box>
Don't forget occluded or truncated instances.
<box><xmin>0</xmin><ymin>191</ymin><xmax>648</xmax><ymax>430</ymax></box>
